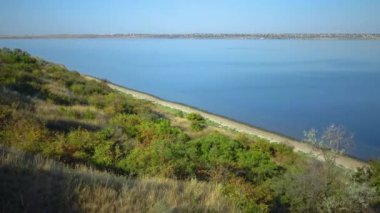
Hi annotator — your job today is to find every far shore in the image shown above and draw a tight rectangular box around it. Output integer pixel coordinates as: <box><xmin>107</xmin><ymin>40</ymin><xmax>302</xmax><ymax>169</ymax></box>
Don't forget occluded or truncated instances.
<box><xmin>1</xmin><ymin>33</ymin><xmax>380</xmax><ymax>40</ymax></box>
<box><xmin>84</xmin><ymin>75</ymin><xmax>368</xmax><ymax>170</ymax></box>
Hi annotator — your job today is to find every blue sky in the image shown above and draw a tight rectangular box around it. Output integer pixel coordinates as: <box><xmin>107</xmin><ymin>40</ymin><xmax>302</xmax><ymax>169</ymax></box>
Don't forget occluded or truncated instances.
<box><xmin>0</xmin><ymin>0</ymin><xmax>379</xmax><ymax>34</ymax></box>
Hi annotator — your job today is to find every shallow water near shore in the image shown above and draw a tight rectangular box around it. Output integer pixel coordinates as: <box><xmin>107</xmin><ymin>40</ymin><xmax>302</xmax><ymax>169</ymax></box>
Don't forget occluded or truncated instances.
<box><xmin>1</xmin><ymin>39</ymin><xmax>380</xmax><ymax>160</ymax></box>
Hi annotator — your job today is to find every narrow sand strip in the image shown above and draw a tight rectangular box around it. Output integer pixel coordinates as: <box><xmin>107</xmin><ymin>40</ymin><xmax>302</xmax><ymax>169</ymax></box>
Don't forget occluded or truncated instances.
<box><xmin>84</xmin><ymin>75</ymin><xmax>368</xmax><ymax>170</ymax></box>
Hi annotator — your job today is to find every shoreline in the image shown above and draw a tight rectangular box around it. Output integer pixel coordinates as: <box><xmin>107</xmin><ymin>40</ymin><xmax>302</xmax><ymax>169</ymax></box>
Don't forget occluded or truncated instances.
<box><xmin>83</xmin><ymin>75</ymin><xmax>368</xmax><ymax>170</ymax></box>
<box><xmin>1</xmin><ymin>33</ymin><xmax>380</xmax><ymax>40</ymax></box>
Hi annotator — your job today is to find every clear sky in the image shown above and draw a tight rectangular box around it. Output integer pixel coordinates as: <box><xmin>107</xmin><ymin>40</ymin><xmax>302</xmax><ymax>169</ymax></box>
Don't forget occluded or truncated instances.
<box><xmin>1</xmin><ymin>0</ymin><xmax>379</xmax><ymax>35</ymax></box>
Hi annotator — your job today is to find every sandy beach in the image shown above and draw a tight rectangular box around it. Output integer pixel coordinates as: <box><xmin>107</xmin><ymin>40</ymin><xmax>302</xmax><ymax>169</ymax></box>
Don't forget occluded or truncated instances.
<box><xmin>84</xmin><ymin>75</ymin><xmax>367</xmax><ymax>170</ymax></box>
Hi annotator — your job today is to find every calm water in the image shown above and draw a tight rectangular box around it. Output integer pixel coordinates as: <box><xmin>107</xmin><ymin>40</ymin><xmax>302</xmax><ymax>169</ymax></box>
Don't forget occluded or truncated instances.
<box><xmin>1</xmin><ymin>39</ymin><xmax>380</xmax><ymax>160</ymax></box>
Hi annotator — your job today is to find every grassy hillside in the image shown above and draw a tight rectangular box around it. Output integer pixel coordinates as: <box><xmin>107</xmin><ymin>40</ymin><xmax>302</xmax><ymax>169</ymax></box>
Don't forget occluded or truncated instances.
<box><xmin>0</xmin><ymin>48</ymin><xmax>379</xmax><ymax>212</ymax></box>
<box><xmin>0</xmin><ymin>146</ymin><xmax>236</xmax><ymax>212</ymax></box>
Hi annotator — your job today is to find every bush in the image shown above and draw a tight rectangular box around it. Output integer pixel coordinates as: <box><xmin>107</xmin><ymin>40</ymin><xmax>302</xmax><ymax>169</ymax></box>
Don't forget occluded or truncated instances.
<box><xmin>117</xmin><ymin>139</ymin><xmax>195</xmax><ymax>178</ymax></box>
<box><xmin>368</xmin><ymin>160</ymin><xmax>380</xmax><ymax>196</ymax></box>
<box><xmin>223</xmin><ymin>177</ymin><xmax>269</xmax><ymax>212</ymax></box>
<box><xmin>109</xmin><ymin>114</ymin><xmax>141</xmax><ymax>138</ymax></box>
<box><xmin>62</xmin><ymin>129</ymin><xmax>100</xmax><ymax>161</ymax></box>
<box><xmin>136</xmin><ymin>119</ymin><xmax>189</xmax><ymax>145</ymax></box>
<box><xmin>92</xmin><ymin>140</ymin><xmax>115</xmax><ymax>167</ymax></box>
<box><xmin>1</xmin><ymin>117</ymin><xmax>50</xmax><ymax>153</ymax></box>
<box><xmin>186</xmin><ymin>113</ymin><xmax>204</xmax><ymax>121</ymax></box>
<box><xmin>186</xmin><ymin>113</ymin><xmax>206</xmax><ymax>131</ymax></box>
<box><xmin>238</xmin><ymin>150</ymin><xmax>280</xmax><ymax>183</ymax></box>
<box><xmin>191</xmin><ymin>122</ymin><xmax>205</xmax><ymax>131</ymax></box>
<box><xmin>186</xmin><ymin>134</ymin><xmax>244</xmax><ymax>167</ymax></box>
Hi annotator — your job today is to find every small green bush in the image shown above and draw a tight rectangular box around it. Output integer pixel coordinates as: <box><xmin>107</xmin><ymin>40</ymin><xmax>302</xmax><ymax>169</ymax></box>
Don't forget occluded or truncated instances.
<box><xmin>186</xmin><ymin>113</ymin><xmax>206</xmax><ymax>131</ymax></box>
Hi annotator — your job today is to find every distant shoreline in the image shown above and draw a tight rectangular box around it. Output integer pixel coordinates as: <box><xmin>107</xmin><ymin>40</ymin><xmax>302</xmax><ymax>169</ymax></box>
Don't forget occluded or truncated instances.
<box><xmin>83</xmin><ymin>74</ymin><xmax>368</xmax><ymax>170</ymax></box>
<box><xmin>1</xmin><ymin>33</ymin><xmax>380</xmax><ymax>40</ymax></box>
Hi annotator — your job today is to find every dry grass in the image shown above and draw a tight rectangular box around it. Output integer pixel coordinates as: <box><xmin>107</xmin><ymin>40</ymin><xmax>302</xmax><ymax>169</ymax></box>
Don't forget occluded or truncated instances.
<box><xmin>44</xmin><ymin>82</ymin><xmax>75</xmax><ymax>99</ymax></box>
<box><xmin>0</xmin><ymin>146</ymin><xmax>238</xmax><ymax>213</ymax></box>
<box><xmin>35</xmin><ymin>101</ymin><xmax>108</xmax><ymax>129</ymax></box>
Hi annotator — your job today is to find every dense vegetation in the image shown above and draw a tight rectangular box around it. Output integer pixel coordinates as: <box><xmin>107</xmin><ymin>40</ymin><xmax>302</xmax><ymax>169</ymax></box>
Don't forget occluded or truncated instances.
<box><xmin>0</xmin><ymin>48</ymin><xmax>379</xmax><ymax>212</ymax></box>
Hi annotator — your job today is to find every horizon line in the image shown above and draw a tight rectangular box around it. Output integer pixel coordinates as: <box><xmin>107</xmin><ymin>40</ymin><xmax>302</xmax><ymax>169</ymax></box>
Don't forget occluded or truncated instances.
<box><xmin>1</xmin><ymin>32</ymin><xmax>380</xmax><ymax>36</ymax></box>
<box><xmin>1</xmin><ymin>33</ymin><xmax>380</xmax><ymax>40</ymax></box>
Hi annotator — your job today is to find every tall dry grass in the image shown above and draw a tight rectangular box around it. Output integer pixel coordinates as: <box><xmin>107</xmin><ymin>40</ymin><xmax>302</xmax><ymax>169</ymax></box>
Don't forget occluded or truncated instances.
<box><xmin>0</xmin><ymin>146</ymin><xmax>238</xmax><ymax>213</ymax></box>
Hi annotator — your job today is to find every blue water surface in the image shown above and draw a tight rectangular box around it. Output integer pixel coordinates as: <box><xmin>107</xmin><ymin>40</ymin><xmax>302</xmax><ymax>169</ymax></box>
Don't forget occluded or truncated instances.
<box><xmin>1</xmin><ymin>39</ymin><xmax>379</xmax><ymax>160</ymax></box>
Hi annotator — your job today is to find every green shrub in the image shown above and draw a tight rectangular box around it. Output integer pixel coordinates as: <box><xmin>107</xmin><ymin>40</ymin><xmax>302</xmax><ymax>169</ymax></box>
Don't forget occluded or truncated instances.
<box><xmin>92</xmin><ymin>140</ymin><xmax>114</xmax><ymax>167</ymax></box>
<box><xmin>238</xmin><ymin>150</ymin><xmax>280</xmax><ymax>183</ymax></box>
<box><xmin>186</xmin><ymin>113</ymin><xmax>206</xmax><ymax>131</ymax></box>
<box><xmin>117</xmin><ymin>140</ymin><xmax>195</xmax><ymax>178</ymax></box>
<box><xmin>369</xmin><ymin>160</ymin><xmax>380</xmax><ymax>195</ymax></box>
<box><xmin>42</xmin><ymin>133</ymin><xmax>65</xmax><ymax>158</ymax></box>
<box><xmin>0</xmin><ymin>48</ymin><xmax>37</xmax><ymax>64</ymax></box>
<box><xmin>63</xmin><ymin>129</ymin><xmax>100</xmax><ymax>161</ymax></box>
<box><xmin>1</xmin><ymin>117</ymin><xmax>50</xmax><ymax>153</ymax></box>
<box><xmin>136</xmin><ymin>119</ymin><xmax>189</xmax><ymax>145</ymax></box>
<box><xmin>223</xmin><ymin>177</ymin><xmax>269</xmax><ymax>212</ymax></box>
<box><xmin>109</xmin><ymin>114</ymin><xmax>141</xmax><ymax>138</ymax></box>
<box><xmin>186</xmin><ymin>113</ymin><xmax>204</xmax><ymax>121</ymax></box>
<box><xmin>186</xmin><ymin>133</ymin><xmax>244</xmax><ymax>167</ymax></box>
<box><xmin>191</xmin><ymin>122</ymin><xmax>205</xmax><ymax>131</ymax></box>
<box><xmin>150</xmin><ymin>140</ymin><xmax>196</xmax><ymax>178</ymax></box>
